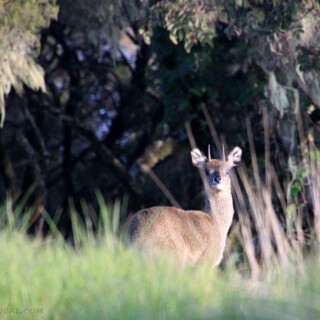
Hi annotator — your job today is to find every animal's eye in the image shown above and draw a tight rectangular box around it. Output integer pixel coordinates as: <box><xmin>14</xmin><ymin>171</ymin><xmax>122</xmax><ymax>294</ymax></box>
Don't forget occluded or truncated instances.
<box><xmin>226</xmin><ymin>170</ymin><xmax>230</xmax><ymax>176</ymax></box>
<box><xmin>205</xmin><ymin>168</ymin><xmax>210</xmax><ymax>176</ymax></box>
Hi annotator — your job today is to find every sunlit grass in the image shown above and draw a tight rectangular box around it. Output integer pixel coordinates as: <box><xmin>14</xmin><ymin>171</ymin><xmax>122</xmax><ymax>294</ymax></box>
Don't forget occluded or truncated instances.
<box><xmin>1</xmin><ymin>118</ymin><xmax>320</xmax><ymax>319</ymax></box>
<box><xmin>0</xmin><ymin>222</ymin><xmax>319</xmax><ymax>320</ymax></box>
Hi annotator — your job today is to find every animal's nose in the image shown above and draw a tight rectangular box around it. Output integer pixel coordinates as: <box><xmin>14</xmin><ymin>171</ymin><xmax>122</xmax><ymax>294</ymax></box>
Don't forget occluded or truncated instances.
<box><xmin>214</xmin><ymin>174</ymin><xmax>221</xmax><ymax>183</ymax></box>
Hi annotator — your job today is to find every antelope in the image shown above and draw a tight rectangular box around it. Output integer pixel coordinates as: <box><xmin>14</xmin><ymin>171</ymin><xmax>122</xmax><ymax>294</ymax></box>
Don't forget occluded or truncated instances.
<box><xmin>127</xmin><ymin>145</ymin><xmax>242</xmax><ymax>267</ymax></box>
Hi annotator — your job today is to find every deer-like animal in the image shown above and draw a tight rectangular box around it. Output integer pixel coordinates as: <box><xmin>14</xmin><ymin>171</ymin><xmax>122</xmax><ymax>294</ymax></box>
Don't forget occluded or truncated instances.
<box><xmin>127</xmin><ymin>145</ymin><xmax>242</xmax><ymax>266</ymax></box>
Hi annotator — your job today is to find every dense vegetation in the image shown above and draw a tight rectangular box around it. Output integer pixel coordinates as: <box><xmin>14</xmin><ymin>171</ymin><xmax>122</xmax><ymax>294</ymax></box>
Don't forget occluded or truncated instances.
<box><xmin>1</xmin><ymin>2</ymin><xmax>320</xmax><ymax>317</ymax></box>
<box><xmin>0</xmin><ymin>230</ymin><xmax>319</xmax><ymax>320</ymax></box>
<box><xmin>0</xmin><ymin>202</ymin><xmax>319</xmax><ymax>320</ymax></box>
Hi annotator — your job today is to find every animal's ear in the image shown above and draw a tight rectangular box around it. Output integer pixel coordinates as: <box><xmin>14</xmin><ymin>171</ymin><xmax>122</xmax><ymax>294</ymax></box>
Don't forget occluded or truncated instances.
<box><xmin>227</xmin><ymin>147</ymin><xmax>242</xmax><ymax>167</ymax></box>
<box><xmin>191</xmin><ymin>148</ymin><xmax>207</xmax><ymax>168</ymax></box>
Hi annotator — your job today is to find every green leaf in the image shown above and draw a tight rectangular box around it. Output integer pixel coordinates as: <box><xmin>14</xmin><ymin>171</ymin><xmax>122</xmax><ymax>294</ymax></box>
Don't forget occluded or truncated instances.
<box><xmin>286</xmin><ymin>204</ymin><xmax>296</xmax><ymax>220</ymax></box>
<box><xmin>290</xmin><ymin>183</ymin><xmax>301</xmax><ymax>200</ymax></box>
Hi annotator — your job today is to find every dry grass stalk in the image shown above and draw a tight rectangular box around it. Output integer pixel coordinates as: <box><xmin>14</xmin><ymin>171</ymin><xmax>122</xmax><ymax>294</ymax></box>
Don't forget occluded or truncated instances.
<box><xmin>203</xmin><ymin>111</ymin><xmax>320</xmax><ymax>277</ymax></box>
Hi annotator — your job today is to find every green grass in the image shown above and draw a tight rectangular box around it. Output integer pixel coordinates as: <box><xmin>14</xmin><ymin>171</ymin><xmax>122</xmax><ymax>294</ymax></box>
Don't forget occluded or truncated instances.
<box><xmin>0</xmin><ymin>190</ymin><xmax>319</xmax><ymax>319</ymax></box>
<box><xmin>0</xmin><ymin>230</ymin><xmax>319</xmax><ymax>320</ymax></box>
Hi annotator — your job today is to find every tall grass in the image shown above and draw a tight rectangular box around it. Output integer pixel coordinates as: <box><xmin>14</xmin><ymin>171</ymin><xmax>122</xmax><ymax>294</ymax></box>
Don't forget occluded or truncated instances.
<box><xmin>201</xmin><ymin>104</ymin><xmax>320</xmax><ymax>280</ymax></box>
<box><xmin>0</xmin><ymin>108</ymin><xmax>319</xmax><ymax>318</ymax></box>
<box><xmin>0</xmin><ymin>202</ymin><xmax>320</xmax><ymax>320</ymax></box>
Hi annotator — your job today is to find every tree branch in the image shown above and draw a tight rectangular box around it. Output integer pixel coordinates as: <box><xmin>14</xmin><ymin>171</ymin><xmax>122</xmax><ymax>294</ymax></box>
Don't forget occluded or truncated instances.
<box><xmin>43</xmin><ymin>105</ymin><xmax>144</xmax><ymax>208</ymax></box>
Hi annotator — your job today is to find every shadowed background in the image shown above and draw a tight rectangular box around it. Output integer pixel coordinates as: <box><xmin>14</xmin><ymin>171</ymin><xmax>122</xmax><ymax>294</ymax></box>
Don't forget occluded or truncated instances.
<box><xmin>0</xmin><ymin>0</ymin><xmax>320</xmax><ymax>248</ymax></box>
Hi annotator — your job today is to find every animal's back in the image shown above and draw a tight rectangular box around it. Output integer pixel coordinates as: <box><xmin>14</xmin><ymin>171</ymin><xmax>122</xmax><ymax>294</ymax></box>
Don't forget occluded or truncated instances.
<box><xmin>126</xmin><ymin>145</ymin><xmax>242</xmax><ymax>266</ymax></box>
<box><xmin>127</xmin><ymin>206</ymin><xmax>221</xmax><ymax>265</ymax></box>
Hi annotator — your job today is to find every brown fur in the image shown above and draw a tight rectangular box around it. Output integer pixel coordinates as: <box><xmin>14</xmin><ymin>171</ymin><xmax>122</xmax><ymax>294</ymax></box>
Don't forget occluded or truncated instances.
<box><xmin>127</xmin><ymin>146</ymin><xmax>242</xmax><ymax>267</ymax></box>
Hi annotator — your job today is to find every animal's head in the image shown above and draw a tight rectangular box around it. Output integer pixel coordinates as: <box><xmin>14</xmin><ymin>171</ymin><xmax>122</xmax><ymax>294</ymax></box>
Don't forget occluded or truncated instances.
<box><xmin>191</xmin><ymin>145</ymin><xmax>242</xmax><ymax>192</ymax></box>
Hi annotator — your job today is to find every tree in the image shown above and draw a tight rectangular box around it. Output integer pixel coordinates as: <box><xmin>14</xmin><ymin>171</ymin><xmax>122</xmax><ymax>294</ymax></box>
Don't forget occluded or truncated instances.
<box><xmin>0</xmin><ymin>0</ymin><xmax>58</xmax><ymax>126</ymax></box>
<box><xmin>1</xmin><ymin>0</ymin><xmax>319</xmax><ymax>239</ymax></box>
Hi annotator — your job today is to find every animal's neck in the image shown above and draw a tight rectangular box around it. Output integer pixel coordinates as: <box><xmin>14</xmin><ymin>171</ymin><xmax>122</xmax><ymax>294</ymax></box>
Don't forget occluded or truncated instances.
<box><xmin>205</xmin><ymin>189</ymin><xmax>234</xmax><ymax>236</ymax></box>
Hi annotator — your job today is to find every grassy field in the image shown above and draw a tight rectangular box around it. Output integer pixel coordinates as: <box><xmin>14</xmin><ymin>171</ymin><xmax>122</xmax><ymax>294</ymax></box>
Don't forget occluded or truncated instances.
<box><xmin>0</xmin><ymin>228</ymin><xmax>319</xmax><ymax>320</ymax></box>
<box><xmin>1</xmin><ymin>124</ymin><xmax>319</xmax><ymax>319</ymax></box>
